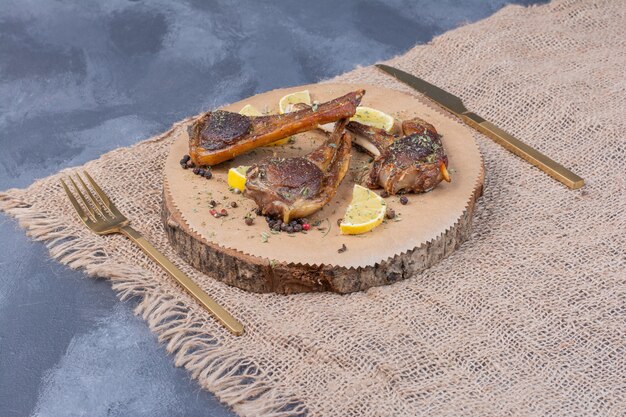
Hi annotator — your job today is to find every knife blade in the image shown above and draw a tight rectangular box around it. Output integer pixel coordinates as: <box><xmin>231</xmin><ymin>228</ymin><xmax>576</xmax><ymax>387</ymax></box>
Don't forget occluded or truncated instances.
<box><xmin>376</xmin><ymin>64</ymin><xmax>584</xmax><ymax>189</ymax></box>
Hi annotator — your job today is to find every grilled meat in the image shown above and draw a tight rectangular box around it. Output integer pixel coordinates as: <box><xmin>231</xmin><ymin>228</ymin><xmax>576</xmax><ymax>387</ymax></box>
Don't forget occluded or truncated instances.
<box><xmin>347</xmin><ymin>117</ymin><xmax>450</xmax><ymax>194</ymax></box>
<box><xmin>188</xmin><ymin>90</ymin><xmax>364</xmax><ymax>166</ymax></box>
<box><xmin>244</xmin><ymin>119</ymin><xmax>352</xmax><ymax>222</ymax></box>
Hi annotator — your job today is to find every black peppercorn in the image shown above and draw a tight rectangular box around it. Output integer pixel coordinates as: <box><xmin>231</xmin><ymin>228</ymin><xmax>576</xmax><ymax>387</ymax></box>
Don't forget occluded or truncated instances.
<box><xmin>386</xmin><ymin>208</ymin><xmax>396</xmax><ymax>219</ymax></box>
<box><xmin>400</xmin><ymin>196</ymin><xmax>408</xmax><ymax>205</ymax></box>
<box><xmin>230</xmin><ymin>201</ymin><xmax>238</xmax><ymax>208</ymax></box>
<box><xmin>245</xmin><ymin>217</ymin><xmax>254</xmax><ymax>226</ymax></box>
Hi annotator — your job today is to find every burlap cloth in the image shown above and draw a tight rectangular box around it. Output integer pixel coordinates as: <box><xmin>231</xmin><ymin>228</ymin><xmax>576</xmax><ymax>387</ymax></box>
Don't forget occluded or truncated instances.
<box><xmin>1</xmin><ymin>0</ymin><xmax>624</xmax><ymax>415</ymax></box>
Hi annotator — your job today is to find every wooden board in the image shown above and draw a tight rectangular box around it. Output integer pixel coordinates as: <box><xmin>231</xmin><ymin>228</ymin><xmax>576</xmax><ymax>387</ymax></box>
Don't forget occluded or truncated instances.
<box><xmin>162</xmin><ymin>83</ymin><xmax>484</xmax><ymax>294</ymax></box>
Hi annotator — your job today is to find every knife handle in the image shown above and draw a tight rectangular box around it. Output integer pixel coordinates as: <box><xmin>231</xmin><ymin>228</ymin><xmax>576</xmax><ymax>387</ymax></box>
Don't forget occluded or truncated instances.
<box><xmin>460</xmin><ymin>112</ymin><xmax>584</xmax><ymax>189</ymax></box>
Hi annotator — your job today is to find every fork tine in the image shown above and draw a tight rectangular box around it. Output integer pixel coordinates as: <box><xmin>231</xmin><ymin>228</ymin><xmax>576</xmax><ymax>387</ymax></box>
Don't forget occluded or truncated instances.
<box><xmin>60</xmin><ymin>179</ymin><xmax>91</xmax><ymax>225</ymax></box>
<box><xmin>76</xmin><ymin>174</ymin><xmax>111</xmax><ymax>219</ymax></box>
<box><xmin>68</xmin><ymin>176</ymin><xmax>98</xmax><ymax>219</ymax></box>
<box><xmin>71</xmin><ymin>175</ymin><xmax>107</xmax><ymax>219</ymax></box>
<box><xmin>83</xmin><ymin>171</ymin><xmax>124</xmax><ymax>217</ymax></box>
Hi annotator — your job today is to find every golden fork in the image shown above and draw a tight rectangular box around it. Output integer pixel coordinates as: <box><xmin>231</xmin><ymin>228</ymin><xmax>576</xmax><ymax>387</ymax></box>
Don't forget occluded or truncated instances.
<box><xmin>61</xmin><ymin>171</ymin><xmax>244</xmax><ymax>336</ymax></box>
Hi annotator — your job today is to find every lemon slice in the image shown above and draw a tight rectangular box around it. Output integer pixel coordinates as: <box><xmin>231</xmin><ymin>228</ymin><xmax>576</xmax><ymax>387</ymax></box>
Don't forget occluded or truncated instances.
<box><xmin>350</xmin><ymin>106</ymin><xmax>394</xmax><ymax>132</ymax></box>
<box><xmin>340</xmin><ymin>185</ymin><xmax>387</xmax><ymax>235</ymax></box>
<box><xmin>227</xmin><ymin>166</ymin><xmax>249</xmax><ymax>191</ymax></box>
<box><xmin>239</xmin><ymin>104</ymin><xmax>262</xmax><ymax>117</ymax></box>
<box><xmin>279</xmin><ymin>90</ymin><xmax>311</xmax><ymax>114</ymax></box>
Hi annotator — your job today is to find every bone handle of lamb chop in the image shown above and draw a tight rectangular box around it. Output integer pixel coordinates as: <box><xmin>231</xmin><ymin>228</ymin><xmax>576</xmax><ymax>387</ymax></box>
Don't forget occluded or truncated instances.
<box><xmin>293</xmin><ymin>102</ymin><xmax>387</xmax><ymax>157</ymax></box>
<box><xmin>188</xmin><ymin>90</ymin><xmax>364</xmax><ymax>166</ymax></box>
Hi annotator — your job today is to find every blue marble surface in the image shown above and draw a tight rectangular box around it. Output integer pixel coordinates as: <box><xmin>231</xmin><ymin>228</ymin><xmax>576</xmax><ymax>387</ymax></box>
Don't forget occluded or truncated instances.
<box><xmin>0</xmin><ymin>1</ymin><xmax>545</xmax><ymax>415</ymax></box>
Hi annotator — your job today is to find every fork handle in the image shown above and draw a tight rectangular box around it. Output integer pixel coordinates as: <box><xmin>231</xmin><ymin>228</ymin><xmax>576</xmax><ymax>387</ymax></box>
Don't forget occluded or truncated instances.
<box><xmin>120</xmin><ymin>225</ymin><xmax>244</xmax><ymax>335</ymax></box>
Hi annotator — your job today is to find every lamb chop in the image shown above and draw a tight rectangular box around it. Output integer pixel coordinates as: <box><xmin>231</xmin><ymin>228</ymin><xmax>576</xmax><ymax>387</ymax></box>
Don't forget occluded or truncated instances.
<box><xmin>347</xmin><ymin>117</ymin><xmax>451</xmax><ymax>195</ymax></box>
<box><xmin>244</xmin><ymin>119</ymin><xmax>352</xmax><ymax>222</ymax></box>
<box><xmin>188</xmin><ymin>90</ymin><xmax>364</xmax><ymax>166</ymax></box>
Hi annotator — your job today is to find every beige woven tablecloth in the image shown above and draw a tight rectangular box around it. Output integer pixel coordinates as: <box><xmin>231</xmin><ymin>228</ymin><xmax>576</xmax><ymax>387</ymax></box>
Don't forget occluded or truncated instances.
<box><xmin>1</xmin><ymin>0</ymin><xmax>624</xmax><ymax>415</ymax></box>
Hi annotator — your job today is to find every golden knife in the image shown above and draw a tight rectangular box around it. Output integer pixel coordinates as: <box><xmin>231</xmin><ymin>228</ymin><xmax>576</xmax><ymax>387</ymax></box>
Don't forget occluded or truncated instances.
<box><xmin>376</xmin><ymin>64</ymin><xmax>584</xmax><ymax>189</ymax></box>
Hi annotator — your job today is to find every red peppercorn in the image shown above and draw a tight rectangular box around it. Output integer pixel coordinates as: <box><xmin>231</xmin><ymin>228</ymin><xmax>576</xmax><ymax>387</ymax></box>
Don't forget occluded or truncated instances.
<box><xmin>209</xmin><ymin>209</ymin><xmax>218</xmax><ymax>218</ymax></box>
<box><xmin>302</xmin><ymin>223</ymin><xmax>310</xmax><ymax>231</ymax></box>
<box><xmin>220</xmin><ymin>208</ymin><xmax>228</xmax><ymax>216</ymax></box>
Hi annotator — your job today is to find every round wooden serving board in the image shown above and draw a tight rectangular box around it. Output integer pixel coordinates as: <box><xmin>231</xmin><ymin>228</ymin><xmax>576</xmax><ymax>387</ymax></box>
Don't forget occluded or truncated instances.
<box><xmin>162</xmin><ymin>83</ymin><xmax>484</xmax><ymax>294</ymax></box>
